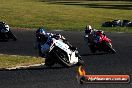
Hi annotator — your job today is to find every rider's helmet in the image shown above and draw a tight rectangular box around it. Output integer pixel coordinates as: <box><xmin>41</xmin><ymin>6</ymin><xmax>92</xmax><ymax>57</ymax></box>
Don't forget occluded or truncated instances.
<box><xmin>54</xmin><ymin>34</ymin><xmax>61</xmax><ymax>40</ymax></box>
<box><xmin>0</xmin><ymin>22</ymin><xmax>10</xmax><ymax>32</ymax></box>
<box><xmin>36</xmin><ymin>27</ymin><xmax>46</xmax><ymax>36</ymax></box>
<box><xmin>54</xmin><ymin>34</ymin><xmax>66</xmax><ymax>40</ymax></box>
<box><xmin>0</xmin><ymin>22</ymin><xmax>7</xmax><ymax>28</ymax></box>
<box><xmin>0</xmin><ymin>22</ymin><xmax>6</xmax><ymax>25</ymax></box>
<box><xmin>85</xmin><ymin>25</ymin><xmax>92</xmax><ymax>34</ymax></box>
<box><xmin>36</xmin><ymin>27</ymin><xmax>46</xmax><ymax>42</ymax></box>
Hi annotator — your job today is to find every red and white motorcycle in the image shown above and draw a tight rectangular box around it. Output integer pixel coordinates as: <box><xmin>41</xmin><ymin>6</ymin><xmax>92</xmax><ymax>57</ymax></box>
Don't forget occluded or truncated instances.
<box><xmin>84</xmin><ymin>31</ymin><xmax>116</xmax><ymax>54</ymax></box>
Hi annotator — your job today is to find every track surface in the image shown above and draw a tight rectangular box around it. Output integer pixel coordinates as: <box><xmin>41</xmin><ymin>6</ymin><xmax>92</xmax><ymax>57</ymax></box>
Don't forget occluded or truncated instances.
<box><xmin>0</xmin><ymin>29</ymin><xmax>132</xmax><ymax>88</ymax></box>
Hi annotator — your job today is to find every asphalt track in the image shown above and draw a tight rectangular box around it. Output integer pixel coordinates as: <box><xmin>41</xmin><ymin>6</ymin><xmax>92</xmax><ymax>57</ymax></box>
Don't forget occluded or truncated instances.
<box><xmin>0</xmin><ymin>29</ymin><xmax>132</xmax><ymax>88</ymax></box>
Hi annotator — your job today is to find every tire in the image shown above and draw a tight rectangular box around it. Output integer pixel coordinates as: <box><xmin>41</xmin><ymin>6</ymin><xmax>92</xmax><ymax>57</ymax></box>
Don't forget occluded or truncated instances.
<box><xmin>45</xmin><ymin>58</ymin><xmax>55</xmax><ymax>67</ymax></box>
<box><xmin>45</xmin><ymin>52</ymin><xmax>55</xmax><ymax>67</ymax></box>
<box><xmin>10</xmin><ymin>33</ymin><xmax>17</xmax><ymax>41</ymax></box>
<box><xmin>8</xmin><ymin>31</ymin><xmax>17</xmax><ymax>41</ymax></box>
<box><xmin>12</xmin><ymin>35</ymin><xmax>17</xmax><ymax>41</ymax></box>
<box><xmin>105</xmin><ymin>42</ymin><xmax>116</xmax><ymax>54</ymax></box>
<box><xmin>89</xmin><ymin>44</ymin><xmax>96</xmax><ymax>53</ymax></box>
<box><xmin>109</xmin><ymin>47</ymin><xmax>116</xmax><ymax>54</ymax></box>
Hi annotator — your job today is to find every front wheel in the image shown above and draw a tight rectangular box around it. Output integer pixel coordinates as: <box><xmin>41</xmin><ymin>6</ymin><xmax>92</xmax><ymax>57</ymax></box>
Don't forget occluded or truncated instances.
<box><xmin>0</xmin><ymin>33</ymin><xmax>8</xmax><ymax>41</ymax></box>
<box><xmin>7</xmin><ymin>31</ymin><xmax>17</xmax><ymax>41</ymax></box>
<box><xmin>45</xmin><ymin>55</ymin><xmax>55</xmax><ymax>67</ymax></box>
<box><xmin>105</xmin><ymin>42</ymin><xmax>116</xmax><ymax>54</ymax></box>
<box><xmin>45</xmin><ymin>58</ymin><xmax>55</xmax><ymax>67</ymax></box>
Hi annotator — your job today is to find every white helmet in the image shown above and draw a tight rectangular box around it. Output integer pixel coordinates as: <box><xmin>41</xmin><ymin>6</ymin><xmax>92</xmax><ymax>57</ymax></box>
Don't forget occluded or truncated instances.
<box><xmin>85</xmin><ymin>25</ymin><xmax>92</xmax><ymax>34</ymax></box>
<box><xmin>87</xmin><ymin>25</ymin><xmax>92</xmax><ymax>30</ymax></box>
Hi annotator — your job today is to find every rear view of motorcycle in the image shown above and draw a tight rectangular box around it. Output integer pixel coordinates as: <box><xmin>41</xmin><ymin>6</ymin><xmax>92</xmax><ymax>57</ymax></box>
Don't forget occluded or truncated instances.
<box><xmin>84</xmin><ymin>31</ymin><xmax>116</xmax><ymax>54</ymax></box>
<box><xmin>41</xmin><ymin>37</ymin><xmax>84</xmax><ymax>67</ymax></box>
<box><xmin>0</xmin><ymin>22</ymin><xmax>17</xmax><ymax>41</ymax></box>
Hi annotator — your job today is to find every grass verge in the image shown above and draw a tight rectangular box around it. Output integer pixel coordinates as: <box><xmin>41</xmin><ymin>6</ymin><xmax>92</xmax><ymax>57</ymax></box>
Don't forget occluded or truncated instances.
<box><xmin>0</xmin><ymin>54</ymin><xmax>44</xmax><ymax>69</ymax></box>
<box><xmin>0</xmin><ymin>0</ymin><xmax>132</xmax><ymax>32</ymax></box>
<box><xmin>0</xmin><ymin>0</ymin><xmax>132</xmax><ymax>68</ymax></box>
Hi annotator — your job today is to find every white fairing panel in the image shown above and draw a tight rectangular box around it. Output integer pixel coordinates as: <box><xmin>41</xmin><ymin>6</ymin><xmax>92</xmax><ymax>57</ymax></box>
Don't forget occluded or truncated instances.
<box><xmin>0</xmin><ymin>25</ymin><xmax>10</xmax><ymax>33</ymax></box>
<box><xmin>70</xmin><ymin>52</ymin><xmax>78</xmax><ymax>64</ymax></box>
<box><xmin>5</xmin><ymin>25</ymin><xmax>10</xmax><ymax>32</ymax></box>
<box><xmin>54</xmin><ymin>39</ymin><xmax>70</xmax><ymax>53</ymax></box>
<box><xmin>54</xmin><ymin>39</ymin><xmax>78</xmax><ymax>65</ymax></box>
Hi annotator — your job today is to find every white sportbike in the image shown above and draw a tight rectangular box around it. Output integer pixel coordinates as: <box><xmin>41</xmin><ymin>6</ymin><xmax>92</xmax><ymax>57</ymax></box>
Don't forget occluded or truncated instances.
<box><xmin>41</xmin><ymin>37</ymin><xmax>84</xmax><ymax>67</ymax></box>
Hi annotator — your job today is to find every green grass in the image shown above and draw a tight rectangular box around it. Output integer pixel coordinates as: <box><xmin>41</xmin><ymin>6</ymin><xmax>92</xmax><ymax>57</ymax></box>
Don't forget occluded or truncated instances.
<box><xmin>0</xmin><ymin>0</ymin><xmax>132</xmax><ymax>32</ymax></box>
<box><xmin>0</xmin><ymin>54</ymin><xmax>44</xmax><ymax>68</ymax></box>
<box><xmin>0</xmin><ymin>0</ymin><xmax>132</xmax><ymax>68</ymax></box>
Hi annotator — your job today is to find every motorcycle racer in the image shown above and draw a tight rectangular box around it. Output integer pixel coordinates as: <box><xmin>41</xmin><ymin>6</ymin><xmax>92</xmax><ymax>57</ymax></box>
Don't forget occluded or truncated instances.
<box><xmin>84</xmin><ymin>25</ymin><xmax>105</xmax><ymax>46</ymax></box>
<box><xmin>35</xmin><ymin>27</ymin><xmax>76</xmax><ymax>57</ymax></box>
<box><xmin>0</xmin><ymin>22</ymin><xmax>17</xmax><ymax>41</ymax></box>
<box><xmin>35</xmin><ymin>27</ymin><xmax>53</xmax><ymax>56</ymax></box>
<box><xmin>84</xmin><ymin>25</ymin><xmax>116</xmax><ymax>53</ymax></box>
<box><xmin>52</xmin><ymin>33</ymin><xmax>75</xmax><ymax>50</ymax></box>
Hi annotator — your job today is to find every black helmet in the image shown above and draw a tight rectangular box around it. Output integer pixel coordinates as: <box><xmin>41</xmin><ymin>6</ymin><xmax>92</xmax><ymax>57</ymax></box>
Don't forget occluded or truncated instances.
<box><xmin>0</xmin><ymin>22</ymin><xmax>6</xmax><ymax>25</ymax></box>
<box><xmin>36</xmin><ymin>27</ymin><xmax>46</xmax><ymax>35</ymax></box>
<box><xmin>54</xmin><ymin>34</ymin><xmax>61</xmax><ymax>40</ymax></box>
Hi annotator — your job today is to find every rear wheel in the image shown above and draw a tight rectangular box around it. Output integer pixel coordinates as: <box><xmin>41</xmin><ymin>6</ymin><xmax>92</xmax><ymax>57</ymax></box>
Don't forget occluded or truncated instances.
<box><xmin>89</xmin><ymin>44</ymin><xmax>96</xmax><ymax>53</ymax></box>
<box><xmin>0</xmin><ymin>33</ymin><xmax>8</xmax><ymax>42</ymax></box>
<box><xmin>105</xmin><ymin>42</ymin><xmax>116</xmax><ymax>54</ymax></box>
<box><xmin>58</xmin><ymin>52</ymin><xmax>72</xmax><ymax>67</ymax></box>
<box><xmin>45</xmin><ymin>54</ymin><xmax>55</xmax><ymax>67</ymax></box>
<box><xmin>109</xmin><ymin>46</ymin><xmax>116</xmax><ymax>54</ymax></box>
<box><xmin>8</xmin><ymin>31</ymin><xmax>17</xmax><ymax>41</ymax></box>
<box><xmin>45</xmin><ymin>58</ymin><xmax>55</xmax><ymax>67</ymax></box>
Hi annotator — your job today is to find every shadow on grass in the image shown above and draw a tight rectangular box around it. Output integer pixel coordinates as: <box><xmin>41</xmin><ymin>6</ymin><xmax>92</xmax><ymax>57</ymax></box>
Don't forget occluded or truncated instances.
<box><xmin>45</xmin><ymin>1</ymin><xmax>132</xmax><ymax>10</ymax></box>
